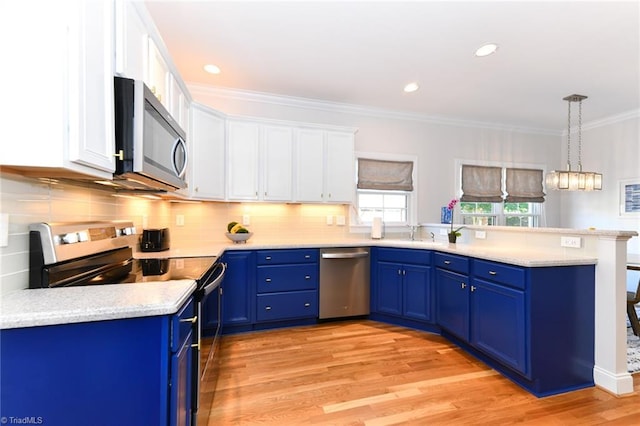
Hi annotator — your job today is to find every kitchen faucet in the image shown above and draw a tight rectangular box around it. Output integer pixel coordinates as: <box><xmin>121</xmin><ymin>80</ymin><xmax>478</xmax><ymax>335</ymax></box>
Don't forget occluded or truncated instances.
<box><xmin>409</xmin><ymin>225</ymin><xmax>421</xmax><ymax>241</ymax></box>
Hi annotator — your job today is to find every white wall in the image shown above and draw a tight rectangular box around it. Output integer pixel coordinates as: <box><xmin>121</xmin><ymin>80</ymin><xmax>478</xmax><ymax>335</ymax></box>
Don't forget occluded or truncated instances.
<box><xmin>189</xmin><ymin>85</ymin><xmax>563</xmax><ymax>227</ymax></box>
<box><xmin>560</xmin><ymin>116</ymin><xmax>640</xmax><ymax>254</ymax></box>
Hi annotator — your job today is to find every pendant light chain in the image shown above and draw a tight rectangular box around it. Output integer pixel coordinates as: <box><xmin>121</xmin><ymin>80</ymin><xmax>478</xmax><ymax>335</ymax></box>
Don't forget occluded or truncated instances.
<box><xmin>577</xmin><ymin>99</ymin><xmax>583</xmax><ymax>172</ymax></box>
<box><xmin>566</xmin><ymin>100</ymin><xmax>572</xmax><ymax>171</ymax></box>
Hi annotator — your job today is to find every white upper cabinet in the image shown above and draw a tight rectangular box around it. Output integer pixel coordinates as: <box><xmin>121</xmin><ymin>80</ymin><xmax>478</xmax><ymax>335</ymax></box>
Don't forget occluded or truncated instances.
<box><xmin>114</xmin><ymin>0</ymin><xmax>148</xmax><ymax>81</ymax></box>
<box><xmin>227</xmin><ymin>120</ymin><xmax>261</xmax><ymax>200</ymax></box>
<box><xmin>170</xmin><ymin>75</ymin><xmax>190</xmax><ymax>133</ymax></box>
<box><xmin>226</xmin><ymin>120</ymin><xmax>294</xmax><ymax>201</ymax></box>
<box><xmin>261</xmin><ymin>125</ymin><xmax>293</xmax><ymax>201</ymax></box>
<box><xmin>0</xmin><ymin>0</ymin><xmax>115</xmax><ymax>178</ymax></box>
<box><xmin>188</xmin><ymin>104</ymin><xmax>225</xmax><ymax>200</ymax></box>
<box><xmin>146</xmin><ymin>38</ymin><xmax>170</xmax><ymax>109</ymax></box>
<box><xmin>296</xmin><ymin>129</ymin><xmax>355</xmax><ymax>203</ymax></box>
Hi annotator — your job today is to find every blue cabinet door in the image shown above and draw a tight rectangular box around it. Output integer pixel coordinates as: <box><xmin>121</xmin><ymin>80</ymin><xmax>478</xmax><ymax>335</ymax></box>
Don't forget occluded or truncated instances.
<box><xmin>436</xmin><ymin>268</ymin><xmax>469</xmax><ymax>340</ymax></box>
<box><xmin>404</xmin><ymin>264</ymin><xmax>432</xmax><ymax>322</ymax></box>
<box><xmin>471</xmin><ymin>278</ymin><xmax>527</xmax><ymax>375</ymax></box>
<box><xmin>376</xmin><ymin>261</ymin><xmax>403</xmax><ymax>316</ymax></box>
<box><xmin>170</xmin><ymin>328</ymin><xmax>193</xmax><ymax>426</ymax></box>
<box><xmin>222</xmin><ymin>250</ymin><xmax>255</xmax><ymax>326</ymax></box>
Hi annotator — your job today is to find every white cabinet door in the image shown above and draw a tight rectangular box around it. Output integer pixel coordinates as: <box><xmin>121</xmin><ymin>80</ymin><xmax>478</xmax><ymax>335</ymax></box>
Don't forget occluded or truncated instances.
<box><xmin>147</xmin><ymin>38</ymin><xmax>170</xmax><ymax>108</ymax></box>
<box><xmin>262</xmin><ymin>126</ymin><xmax>293</xmax><ymax>201</ymax></box>
<box><xmin>325</xmin><ymin>131</ymin><xmax>355</xmax><ymax>203</ymax></box>
<box><xmin>67</xmin><ymin>0</ymin><xmax>116</xmax><ymax>173</ymax></box>
<box><xmin>227</xmin><ymin>121</ymin><xmax>260</xmax><ymax>200</ymax></box>
<box><xmin>189</xmin><ymin>104</ymin><xmax>225</xmax><ymax>200</ymax></box>
<box><xmin>170</xmin><ymin>76</ymin><xmax>190</xmax><ymax>133</ymax></box>
<box><xmin>296</xmin><ymin>129</ymin><xmax>325</xmax><ymax>202</ymax></box>
<box><xmin>114</xmin><ymin>0</ymin><xmax>148</xmax><ymax>81</ymax></box>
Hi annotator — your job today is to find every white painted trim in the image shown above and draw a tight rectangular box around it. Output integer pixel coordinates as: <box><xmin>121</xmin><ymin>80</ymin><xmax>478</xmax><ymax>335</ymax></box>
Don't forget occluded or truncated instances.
<box><xmin>187</xmin><ymin>83</ymin><xmax>561</xmax><ymax>136</ymax></box>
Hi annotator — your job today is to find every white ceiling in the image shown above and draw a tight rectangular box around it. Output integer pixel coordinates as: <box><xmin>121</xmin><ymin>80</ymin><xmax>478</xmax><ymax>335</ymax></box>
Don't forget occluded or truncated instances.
<box><xmin>144</xmin><ymin>1</ymin><xmax>640</xmax><ymax>132</ymax></box>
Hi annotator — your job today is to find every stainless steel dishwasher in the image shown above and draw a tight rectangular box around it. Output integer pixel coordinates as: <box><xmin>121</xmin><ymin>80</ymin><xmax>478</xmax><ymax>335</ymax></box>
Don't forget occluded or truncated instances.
<box><xmin>319</xmin><ymin>247</ymin><xmax>370</xmax><ymax>319</ymax></box>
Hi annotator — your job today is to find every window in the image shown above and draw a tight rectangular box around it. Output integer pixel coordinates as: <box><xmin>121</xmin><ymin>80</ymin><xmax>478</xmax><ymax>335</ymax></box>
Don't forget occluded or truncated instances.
<box><xmin>460</xmin><ymin>202</ymin><xmax>541</xmax><ymax>227</ymax></box>
<box><xmin>358</xmin><ymin>190</ymin><xmax>409</xmax><ymax>224</ymax></box>
<box><xmin>355</xmin><ymin>154</ymin><xmax>417</xmax><ymax>226</ymax></box>
<box><xmin>457</xmin><ymin>163</ymin><xmax>544</xmax><ymax>228</ymax></box>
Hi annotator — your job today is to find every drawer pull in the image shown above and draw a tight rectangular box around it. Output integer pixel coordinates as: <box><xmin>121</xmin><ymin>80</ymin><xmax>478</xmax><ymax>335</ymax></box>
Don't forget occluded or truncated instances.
<box><xmin>265</xmin><ymin>256</ymin><xmax>272</xmax><ymax>260</ymax></box>
<box><xmin>304</xmin><ymin>303</ymin><xmax>310</xmax><ymax>307</ymax></box>
<box><xmin>265</xmin><ymin>306</ymin><xmax>272</xmax><ymax>311</ymax></box>
<box><xmin>180</xmin><ymin>315</ymin><xmax>197</xmax><ymax>324</ymax></box>
<box><xmin>305</xmin><ymin>275</ymin><xmax>311</xmax><ymax>280</ymax></box>
<box><xmin>265</xmin><ymin>278</ymin><xmax>272</xmax><ymax>282</ymax></box>
<box><xmin>304</xmin><ymin>255</ymin><xmax>311</xmax><ymax>259</ymax></box>
<box><xmin>489</xmin><ymin>271</ymin><xmax>497</xmax><ymax>275</ymax></box>
<box><xmin>444</xmin><ymin>260</ymin><xmax>451</xmax><ymax>265</ymax></box>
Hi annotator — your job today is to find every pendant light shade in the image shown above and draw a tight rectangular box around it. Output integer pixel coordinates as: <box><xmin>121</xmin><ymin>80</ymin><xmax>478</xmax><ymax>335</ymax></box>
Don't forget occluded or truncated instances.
<box><xmin>546</xmin><ymin>95</ymin><xmax>602</xmax><ymax>191</ymax></box>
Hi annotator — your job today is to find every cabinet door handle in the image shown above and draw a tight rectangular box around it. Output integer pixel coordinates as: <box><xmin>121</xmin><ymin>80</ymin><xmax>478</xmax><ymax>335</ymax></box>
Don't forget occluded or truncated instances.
<box><xmin>444</xmin><ymin>260</ymin><xmax>451</xmax><ymax>265</ymax></box>
<box><xmin>461</xmin><ymin>283</ymin><xmax>466</xmax><ymax>289</ymax></box>
<box><xmin>180</xmin><ymin>315</ymin><xmax>197</xmax><ymax>324</ymax></box>
<box><xmin>304</xmin><ymin>303</ymin><xmax>310</xmax><ymax>307</ymax></box>
<box><xmin>265</xmin><ymin>306</ymin><xmax>272</xmax><ymax>311</ymax></box>
<box><xmin>489</xmin><ymin>271</ymin><xmax>497</xmax><ymax>275</ymax></box>
<box><xmin>471</xmin><ymin>286</ymin><xmax>477</xmax><ymax>292</ymax></box>
<box><xmin>265</xmin><ymin>278</ymin><xmax>272</xmax><ymax>283</ymax></box>
<box><xmin>113</xmin><ymin>149</ymin><xmax>124</xmax><ymax>161</ymax></box>
<box><xmin>191</xmin><ymin>342</ymin><xmax>200</xmax><ymax>350</ymax></box>
<box><xmin>398</xmin><ymin>269</ymin><xmax>402</xmax><ymax>275</ymax></box>
<box><xmin>402</xmin><ymin>270</ymin><xmax>406</xmax><ymax>276</ymax></box>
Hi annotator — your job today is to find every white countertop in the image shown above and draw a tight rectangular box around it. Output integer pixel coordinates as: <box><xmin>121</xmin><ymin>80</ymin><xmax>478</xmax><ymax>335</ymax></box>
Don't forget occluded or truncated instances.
<box><xmin>1</xmin><ymin>234</ymin><xmax>606</xmax><ymax>330</ymax></box>
<box><xmin>0</xmin><ymin>280</ymin><xmax>196</xmax><ymax>330</ymax></box>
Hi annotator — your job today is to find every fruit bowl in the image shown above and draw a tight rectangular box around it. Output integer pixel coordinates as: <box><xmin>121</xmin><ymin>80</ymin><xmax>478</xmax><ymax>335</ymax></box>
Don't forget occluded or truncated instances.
<box><xmin>225</xmin><ymin>232</ymin><xmax>253</xmax><ymax>243</ymax></box>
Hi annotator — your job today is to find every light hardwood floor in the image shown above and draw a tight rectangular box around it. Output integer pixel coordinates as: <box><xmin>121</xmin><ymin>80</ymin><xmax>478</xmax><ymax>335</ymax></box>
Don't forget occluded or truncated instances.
<box><xmin>198</xmin><ymin>320</ymin><xmax>640</xmax><ymax>425</ymax></box>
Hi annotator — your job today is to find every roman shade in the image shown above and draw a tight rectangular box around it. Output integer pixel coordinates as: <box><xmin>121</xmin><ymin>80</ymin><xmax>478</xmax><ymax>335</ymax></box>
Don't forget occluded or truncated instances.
<box><xmin>505</xmin><ymin>168</ymin><xmax>546</xmax><ymax>203</ymax></box>
<box><xmin>357</xmin><ymin>158</ymin><xmax>414</xmax><ymax>191</ymax></box>
<box><xmin>460</xmin><ymin>165</ymin><xmax>503</xmax><ymax>202</ymax></box>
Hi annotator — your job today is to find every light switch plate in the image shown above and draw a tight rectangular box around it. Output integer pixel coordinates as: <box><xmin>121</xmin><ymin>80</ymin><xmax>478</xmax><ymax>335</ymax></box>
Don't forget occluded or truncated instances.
<box><xmin>336</xmin><ymin>215</ymin><xmax>346</xmax><ymax>226</ymax></box>
<box><xmin>243</xmin><ymin>215</ymin><xmax>251</xmax><ymax>225</ymax></box>
<box><xmin>475</xmin><ymin>230</ymin><xmax>486</xmax><ymax>239</ymax></box>
<box><xmin>326</xmin><ymin>215</ymin><xmax>333</xmax><ymax>225</ymax></box>
<box><xmin>561</xmin><ymin>236</ymin><xmax>581</xmax><ymax>248</ymax></box>
<box><xmin>176</xmin><ymin>214</ymin><xmax>185</xmax><ymax>226</ymax></box>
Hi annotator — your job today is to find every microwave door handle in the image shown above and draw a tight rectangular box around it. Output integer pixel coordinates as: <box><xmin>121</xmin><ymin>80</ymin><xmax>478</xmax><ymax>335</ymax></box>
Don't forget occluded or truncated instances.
<box><xmin>172</xmin><ymin>138</ymin><xmax>188</xmax><ymax>178</ymax></box>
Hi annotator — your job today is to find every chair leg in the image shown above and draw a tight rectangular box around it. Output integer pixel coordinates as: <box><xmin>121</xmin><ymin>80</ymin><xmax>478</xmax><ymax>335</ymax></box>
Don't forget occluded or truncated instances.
<box><xmin>627</xmin><ymin>303</ymin><xmax>640</xmax><ymax>336</ymax></box>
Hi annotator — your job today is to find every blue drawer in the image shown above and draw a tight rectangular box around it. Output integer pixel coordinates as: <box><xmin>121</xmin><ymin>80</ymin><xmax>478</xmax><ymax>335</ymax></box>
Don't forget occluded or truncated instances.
<box><xmin>474</xmin><ymin>260</ymin><xmax>525</xmax><ymax>289</ymax></box>
<box><xmin>376</xmin><ymin>248</ymin><xmax>431</xmax><ymax>265</ymax></box>
<box><xmin>256</xmin><ymin>264</ymin><xmax>318</xmax><ymax>293</ymax></box>
<box><xmin>256</xmin><ymin>290</ymin><xmax>318</xmax><ymax>322</ymax></box>
<box><xmin>434</xmin><ymin>253</ymin><xmax>469</xmax><ymax>275</ymax></box>
<box><xmin>171</xmin><ymin>298</ymin><xmax>195</xmax><ymax>353</ymax></box>
<box><xmin>257</xmin><ymin>249</ymin><xmax>318</xmax><ymax>265</ymax></box>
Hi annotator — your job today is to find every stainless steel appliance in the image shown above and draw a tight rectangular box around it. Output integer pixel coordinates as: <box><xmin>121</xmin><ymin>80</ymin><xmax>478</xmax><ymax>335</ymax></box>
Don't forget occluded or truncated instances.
<box><xmin>319</xmin><ymin>247</ymin><xmax>370</xmax><ymax>319</ymax></box>
<box><xmin>141</xmin><ymin>228</ymin><xmax>171</xmax><ymax>252</ymax></box>
<box><xmin>28</xmin><ymin>221</ymin><xmax>224</xmax><ymax>425</ymax></box>
<box><xmin>113</xmin><ymin>77</ymin><xmax>188</xmax><ymax>192</ymax></box>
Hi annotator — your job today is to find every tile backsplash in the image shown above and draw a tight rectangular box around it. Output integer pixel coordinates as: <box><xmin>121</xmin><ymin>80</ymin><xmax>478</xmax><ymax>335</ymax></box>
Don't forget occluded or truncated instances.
<box><xmin>0</xmin><ymin>172</ymin><xmax>350</xmax><ymax>294</ymax></box>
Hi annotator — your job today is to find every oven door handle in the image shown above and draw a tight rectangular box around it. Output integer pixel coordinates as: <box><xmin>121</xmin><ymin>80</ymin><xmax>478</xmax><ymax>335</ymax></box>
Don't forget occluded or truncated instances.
<box><xmin>202</xmin><ymin>262</ymin><xmax>226</xmax><ymax>298</ymax></box>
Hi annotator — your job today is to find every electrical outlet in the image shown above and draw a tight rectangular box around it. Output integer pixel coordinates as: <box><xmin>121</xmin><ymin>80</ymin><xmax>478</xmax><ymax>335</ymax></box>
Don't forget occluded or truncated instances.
<box><xmin>0</xmin><ymin>213</ymin><xmax>8</xmax><ymax>247</ymax></box>
<box><xmin>336</xmin><ymin>215</ymin><xmax>346</xmax><ymax>226</ymax></box>
<box><xmin>475</xmin><ymin>230</ymin><xmax>486</xmax><ymax>239</ymax></box>
<box><xmin>561</xmin><ymin>236</ymin><xmax>582</xmax><ymax>248</ymax></box>
<box><xmin>142</xmin><ymin>215</ymin><xmax>148</xmax><ymax>229</ymax></box>
<box><xmin>242</xmin><ymin>215</ymin><xmax>250</xmax><ymax>225</ymax></box>
<box><xmin>439</xmin><ymin>228</ymin><xmax>448</xmax><ymax>236</ymax></box>
<box><xmin>176</xmin><ymin>214</ymin><xmax>185</xmax><ymax>226</ymax></box>
<box><xmin>326</xmin><ymin>215</ymin><xmax>333</xmax><ymax>225</ymax></box>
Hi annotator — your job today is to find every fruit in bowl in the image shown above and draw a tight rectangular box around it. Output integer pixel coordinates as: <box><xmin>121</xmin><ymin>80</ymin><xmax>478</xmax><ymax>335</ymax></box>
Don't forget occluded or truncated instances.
<box><xmin>226</xmin><ymin>222</ymin><xmax>252</xmax><ymax>243</ymax></box>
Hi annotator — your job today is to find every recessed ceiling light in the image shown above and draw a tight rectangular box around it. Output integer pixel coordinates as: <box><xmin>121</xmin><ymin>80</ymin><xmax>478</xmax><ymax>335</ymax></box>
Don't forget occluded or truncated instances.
<box><xmin>403</xmin><ymin>82</ymin><xmax>419</xmax><ymax>93</ymax></box>
<box><xmin>204</xmin><ymin>64</ymin><xmax>221</xmax><ymax>74</ymax></box>
<box><xmin>475</xmin><ymin>43</ymin><xmax>498</xmax><ymax>57</ymax></box>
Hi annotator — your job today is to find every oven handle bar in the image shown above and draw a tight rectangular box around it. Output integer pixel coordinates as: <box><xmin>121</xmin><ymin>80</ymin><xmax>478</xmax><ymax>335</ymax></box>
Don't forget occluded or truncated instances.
<box><xmin>202</xmin><ymin>262</ymin><xmax>226</xmax><ymax>298</ymax></box>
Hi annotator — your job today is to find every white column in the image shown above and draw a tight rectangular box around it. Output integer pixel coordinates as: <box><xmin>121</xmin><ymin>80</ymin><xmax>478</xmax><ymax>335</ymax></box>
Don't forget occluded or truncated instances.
<box><xmin>592</xmin><ymin>235</ymin><xmax>634</xmax><ymax>394</ymax></box>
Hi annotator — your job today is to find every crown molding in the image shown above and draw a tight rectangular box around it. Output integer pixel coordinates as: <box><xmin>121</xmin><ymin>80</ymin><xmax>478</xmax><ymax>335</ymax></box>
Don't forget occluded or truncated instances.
<box><xmin>188</xmin><ymin>83</ymin><xmax>638</xmax><ymax>136</ymax></box>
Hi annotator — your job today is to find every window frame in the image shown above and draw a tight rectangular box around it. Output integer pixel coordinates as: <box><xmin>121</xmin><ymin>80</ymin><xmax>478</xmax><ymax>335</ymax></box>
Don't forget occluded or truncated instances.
<box><xmin>352</xmin><ymin>152</ymin><xmax>418</xmax><ymax>230</ymax></box>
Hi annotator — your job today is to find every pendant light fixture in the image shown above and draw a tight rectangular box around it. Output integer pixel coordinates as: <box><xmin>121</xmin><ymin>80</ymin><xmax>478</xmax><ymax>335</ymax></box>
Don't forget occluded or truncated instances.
<box><xmin>546</xmin><ymin>94</ymin><xmax>602</xmax><ymax>191</ymax></box>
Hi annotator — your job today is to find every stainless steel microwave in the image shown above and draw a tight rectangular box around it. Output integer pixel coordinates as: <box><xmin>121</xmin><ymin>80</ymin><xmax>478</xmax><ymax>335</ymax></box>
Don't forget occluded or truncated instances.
<box><xmin>113</xmin><ymin>77</ymin><xmax>187</xmax><ymax>191</ymax></box>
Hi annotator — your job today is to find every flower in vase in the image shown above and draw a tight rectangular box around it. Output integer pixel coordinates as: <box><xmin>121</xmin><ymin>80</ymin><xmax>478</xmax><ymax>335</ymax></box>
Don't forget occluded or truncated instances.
<box><xmin>447</xmin><ymin>198</ymin><xmax>464</xmax><ymax>236</ymax></box>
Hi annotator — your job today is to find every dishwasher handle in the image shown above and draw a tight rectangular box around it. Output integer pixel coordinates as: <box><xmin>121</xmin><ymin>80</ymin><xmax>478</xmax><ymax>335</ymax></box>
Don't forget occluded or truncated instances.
<box><xmin>321</xmin><ymin>251</ymin><xmax>369</xmax><ymax>259</ymax></box>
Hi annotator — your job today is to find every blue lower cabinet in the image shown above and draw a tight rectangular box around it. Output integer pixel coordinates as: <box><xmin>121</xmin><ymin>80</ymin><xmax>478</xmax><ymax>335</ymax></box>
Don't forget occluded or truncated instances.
<box><xmin>435</xmin><ymin>268</ymin><xmax>470</xmax><ymax>340</ymax></box>
<box><xmin>0</xmin><ymin>298</ymin><xmax>195</xmax><ymax>426</ymax></box>
<box><xmin>471</xmin><ymin>278</ymin><xmax>526</xmax><ymax>375</ymax></box>
<box><xmin>222</xmin><ymin>250</ymin><xmax>255</xmax><ymax>329</ymax></box>
<box><xmin>256</xmin><ymin>290</ymin><xmax>318</xmax><ymax>322</ymax></box>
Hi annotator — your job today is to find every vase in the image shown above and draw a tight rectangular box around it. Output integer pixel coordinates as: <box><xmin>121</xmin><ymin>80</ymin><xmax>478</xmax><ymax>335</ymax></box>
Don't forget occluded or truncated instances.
<box><xmin>448</xmin><ymin>233</ymin><xmax>457</xmax><ymax>243</ymax></box>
